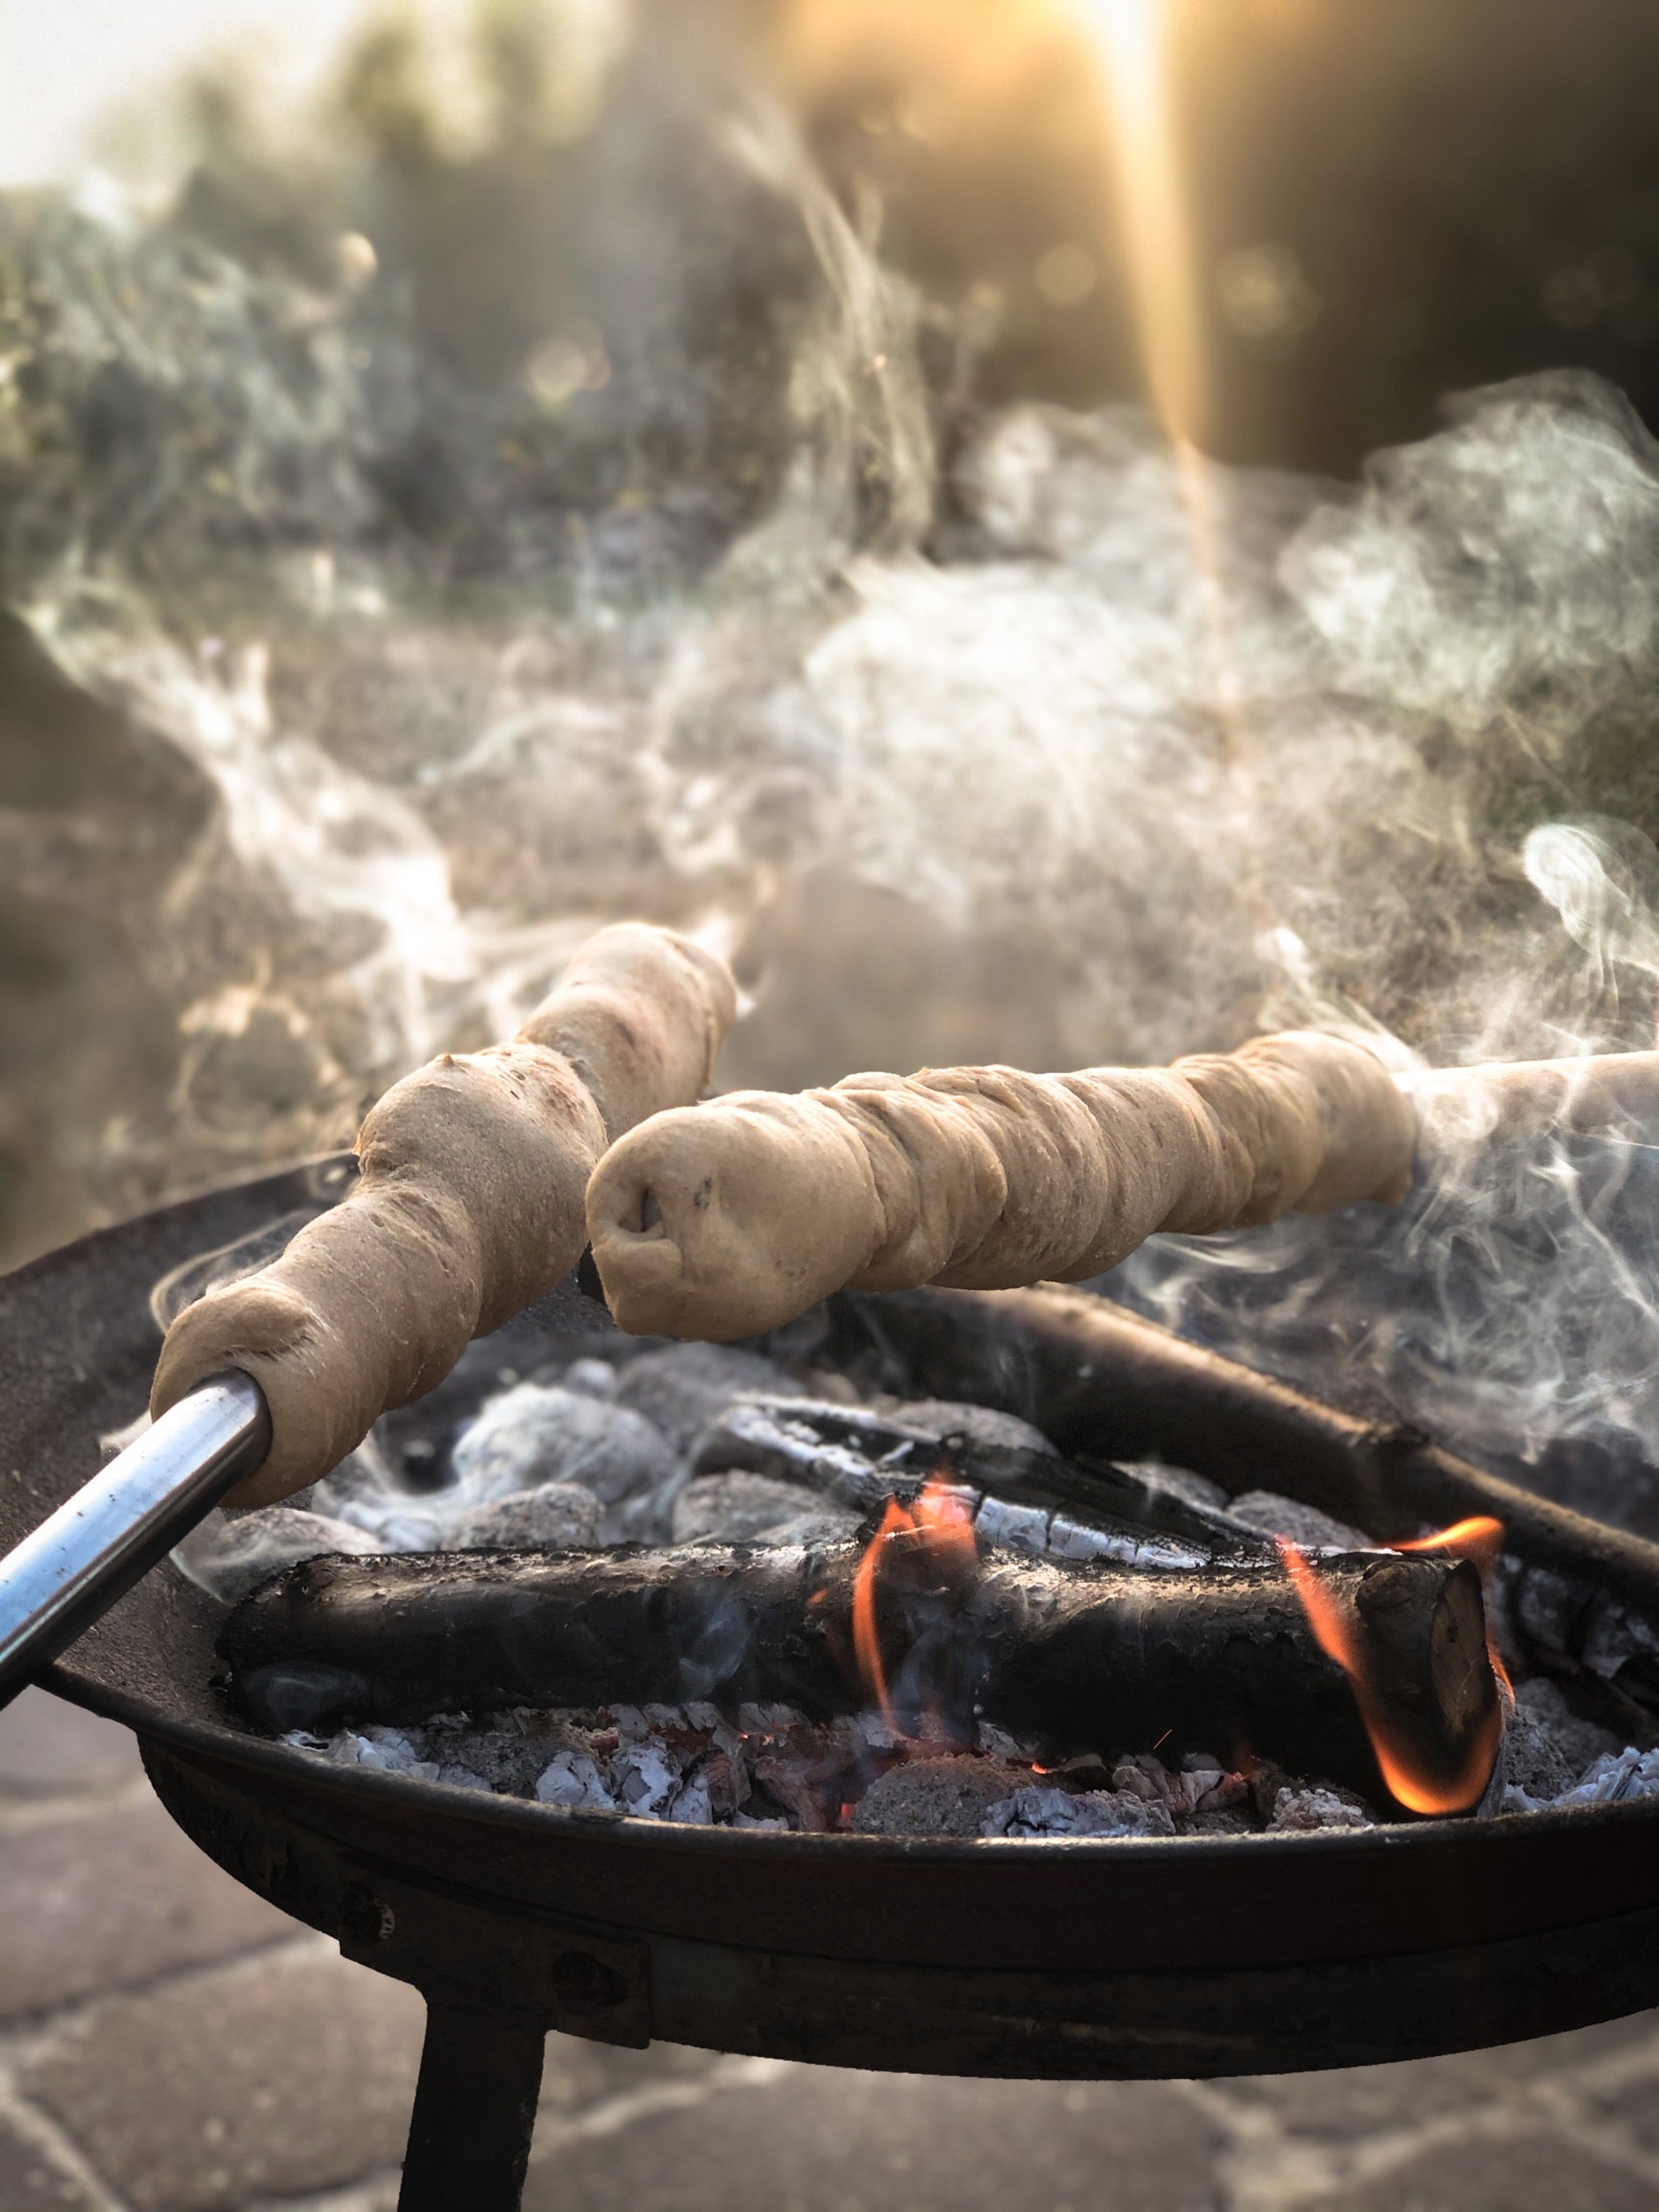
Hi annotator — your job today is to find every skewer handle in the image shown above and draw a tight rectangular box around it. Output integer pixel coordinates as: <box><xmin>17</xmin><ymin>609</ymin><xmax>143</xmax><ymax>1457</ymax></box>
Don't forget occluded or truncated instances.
<box><xmin>0</xmin><ymin>1371</ymin><xmax>269</xmax><ymax>1711</ymax></box>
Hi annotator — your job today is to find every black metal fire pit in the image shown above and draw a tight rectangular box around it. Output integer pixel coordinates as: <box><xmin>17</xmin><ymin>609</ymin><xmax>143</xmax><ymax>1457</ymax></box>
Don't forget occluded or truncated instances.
<box><xmin>5</xmin><ymin>1161</ymin><xmax>1659</xmax><ymax>2212</ymax></box>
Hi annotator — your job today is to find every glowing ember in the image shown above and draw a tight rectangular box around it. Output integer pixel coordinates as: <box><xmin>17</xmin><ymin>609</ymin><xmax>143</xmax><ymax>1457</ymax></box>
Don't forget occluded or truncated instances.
<box><xmin>850</xmin><ymin>1479</ymin><xmax>979</xmax><ymax>1735</ymax></box>
<box><xmin>1278</xmin><ymin>1532</ymin><xmax>1503</xmax><ymax>1816</ymax></box>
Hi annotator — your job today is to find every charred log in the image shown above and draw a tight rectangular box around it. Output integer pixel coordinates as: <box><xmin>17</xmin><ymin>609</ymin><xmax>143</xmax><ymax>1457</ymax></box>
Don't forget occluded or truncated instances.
<box><xmin>826</xmin><ymin>1285</ymin><xmax>1659</xmax><ymax>1626</ymax></box>
<box><xmin>222</xmin><ymin>1541</ymin><xmax>1499</xmax><ymax>1811</ymax></box>
<box><xmin>688</xmin><ymin>1395</ymin><xmax>1266</xmax><ymax>1564</ymax></box>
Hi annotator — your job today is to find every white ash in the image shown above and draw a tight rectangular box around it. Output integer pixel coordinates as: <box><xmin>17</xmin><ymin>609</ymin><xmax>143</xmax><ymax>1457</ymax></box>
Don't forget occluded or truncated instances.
<box><xmin>173</xmin><ymin>1505</ymin><xmax>379</xmax><ymax>1604</ymax></box>
<box><xmin>612</xmin><ymin>1343</ymin><xmax>807</xmax><ymax>1451</ymax></box>
<box><xmin>1556</xmin><ymin>1747</ymin><xmax>1659</xmax><ymax>1805</ymax></box>
<box><xmin>1222</xmin><ymin>1492</ymin><xmax>1372</xmax><ymax>1552</ymax></box>
<box><xmin>672</xmin><ymin>1471</ymin><xmax>858</xmax><ymax>1545</ymax></box>
<box><xmin>534</xmin><ymin>1751</ymin><xmax>618</xmax><ymax>1811</ymax></box>
<box><xmin>449</xmin><ymin>1382</ymin><xmax>676</xmax><ymax>1507</ymax></box>
<box><xmin>451</xmin><ymin>1483</ymin><xmax>603</xmax><ymax>1551</ymax></box>
<box><xmin>279</xmin><ymin>1702</ymin><xmax>1277</xmax><ymax>1839</ymax></box>
<box><xmin>1271</xmin><ymin>1786</ymin><xmax>1375</xmax><ymax>1832</ymax></box>
<box><xmin>983</xmin><ymin>1787</ymin><xmax>1177</xmax><ymax>1839</ymax></box>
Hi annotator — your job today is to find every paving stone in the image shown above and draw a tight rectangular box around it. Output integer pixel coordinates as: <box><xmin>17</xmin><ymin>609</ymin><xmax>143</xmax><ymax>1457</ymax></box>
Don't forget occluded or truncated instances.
<box><xmin>1322</xmin><ymin>2129</ymin><xmax>1655</xmax><ymax>2212</ymax></box>
<box><xmin>1586</xmin><ymin>2070</ymin><xmax>1659</xmax><ymax>2155</ymax></box>
<box><xmin>536</xmin><ymin>2035</ymin><xmax>724</xmax><ymax>2124</ymax></box>
<box><xmin>1216</xmin><ymin>2016</ymin><xmax>1659</xmax><ymax>2142</ymax></box>
<box><xmin>0</xmin><ymin>1790</ymin><xmax>293</xmax><ymax>2018</ymax></box>
<box><xmin>0</xmin><ymin>2110</ymin><xmax>103</xmax><ymax>2208</ymax></box>
<box><xmin>525</xmin><ymin>2067</ymin><xmax>1220</xmax><ymax>2212</ymax></box>
<box><xmin>21</xmin><ymin>1948</ymin><xmax>426</xmax><ymax>2212</ymax></box>
<box><xmin>0</xmin><ymin>1687</ymin><xmax>141</xmax><ymax>1797</ymax></box>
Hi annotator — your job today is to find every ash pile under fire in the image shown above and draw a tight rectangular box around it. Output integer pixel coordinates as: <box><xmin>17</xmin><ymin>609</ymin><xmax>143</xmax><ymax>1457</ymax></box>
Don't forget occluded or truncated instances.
<box><xmin>179</xmin><ymin>1311</ymin><xmax>1659</xmax><ymax>1839</ymax></box>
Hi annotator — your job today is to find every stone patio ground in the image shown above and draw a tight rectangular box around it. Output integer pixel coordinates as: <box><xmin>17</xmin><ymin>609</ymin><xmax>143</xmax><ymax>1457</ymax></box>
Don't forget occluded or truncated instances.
<box><xmin>4</xmin><ymin>1686</ymin><xmax>1657</xmax><ymax>2212</ymax></box>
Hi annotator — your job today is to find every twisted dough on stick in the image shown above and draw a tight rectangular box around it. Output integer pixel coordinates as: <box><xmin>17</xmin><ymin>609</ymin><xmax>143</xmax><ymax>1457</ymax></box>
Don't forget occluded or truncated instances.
<box><xmin>152</xmin><ymin>924</ymin><xmax>735</xmax><ymax>1504</ymax></box>
<box><xmin>587</xmin><ymin>1031</ymin><xmax>1415</xmax><ymax>1341</ymax></box>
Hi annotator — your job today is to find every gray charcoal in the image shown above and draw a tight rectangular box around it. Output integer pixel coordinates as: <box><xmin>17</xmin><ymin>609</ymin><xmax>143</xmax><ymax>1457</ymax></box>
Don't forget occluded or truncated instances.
<box><xmin>850</xmin><ymin>1755</ymin><xmax>1034</xmax><ymax>1838</ymax></box>
<box><xmin>983</xmin><ymin>1786</ymin><xmax>1176</xmax><ymax>1839</ymax></box>
<box><xmin>639</xmin><ymin>1703</ymin><xmax>690</xmax><ymax>1732</ymax></box>
<box><xmin>561</xmin><ymin>1357</ymin><xmax>619</xmax><ymax>1399</ymax></box>
<box><xmin>1501</xmin><ymin>1711</ymin><xmax>1579</xmax><ymax>1807</ymax></box>
<box><xmin>1510</xmin><ymin>1566</ymin><xmax>1592</xmax><ymax>1657</ymax></box>
<box><xmin>451</xmin><ymin>1483</ymin><xmax>603</xmax><ymax>1551</ymax></box>
<box><xmin>597</xmin><ymin>1483</ymin><xmax>681</xmax><ymax>1547</ymax></box>
<box><xmin>452</xmin><ymin>1382</ymin><xmax>677</xmax><ymax>1505</ymax></box>
<box><xmin>1513</xmin><ymin>1677</ymin><xmax>1620</xmax><ymax>1773</ymax></box>
<box><xmin>1558</xmin><ymin>1746</ymin><xmax>1659</xmax><ymax>1805</ymax></box>
<box><xmin>1225</xmin><ymin>1492</ymin><xmax>1371</xmax><ymax>1551</ymax></box>
<box><xmin>763</xmin><ymin>1503</ymin><xmax>864</xmax><ymax>1546</ymax></box>
<box><xmin>174</xmin><ymin>1507</ymin><xmax>379</xmax><ymax>1605</ymax></box>
<box><xmin>1270</xmin><ymin>1786</ymin><xmax>1373</xmax><ymax>1832</ymax></box>
<box><xmin>1580</xmin><ymin>1594</ymin><xmax>1659</xmax><ymax>1681</ymax></box>
<box><xmin>434</xmin><ymin>1764</ymin><xmax>493</xmax><ymax>1792</ymax></box>
<box><xmin>894</xmin><ymin>1401</ymin><xmax>1057</xmax><ymax>1456</ymax></box>
<box><xmin>672</xmin><ymin>1471</ymin><xmax>822</xmax><ymax>1543</ymax></box>
<box><xmin>1111</xmin><ymin>1753</ymin><xmax>1248</xmax><ymax>1820</ymax></box>
<box><xmin>977</xmin><ymin>1721</ymin><xmax>1038</xmax><ymax>1762</ymax></box>
<box><xmin>614</xmin><ymin>1343</ymin><xmax>805</xmax><ymax>1450</ymax></box>
<box><xmin>1115</xmin><ymin>1461</ymin><xmax>1231</xmax><ymax>1515</ymax></box>
<box><xmin>737</xmin><ymin>1702</ymin><xmax>806</xmax><ymax>1732</ymax></box>
<box><xmin>534</xmin><ymin>1752</ymin><xmax>617</xmax><ymax>1810</ymax></box>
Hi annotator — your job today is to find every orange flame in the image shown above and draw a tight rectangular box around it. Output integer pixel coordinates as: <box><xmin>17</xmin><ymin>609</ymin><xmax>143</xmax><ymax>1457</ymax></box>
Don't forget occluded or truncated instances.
<box><xmin>1278</xmin><ymin>1528</ymin><xmax>1503</xmax><ymax>1816</ymax></box>
<box><xmin>1394</xmin><ymin>1515</ymin><xmax>1505</xmax><ymax>1573</ymax></box>
<box><xmin>850</xmin><ymin>1480</ymin><xmax>978</xmax><ymax>1734</ymax></box>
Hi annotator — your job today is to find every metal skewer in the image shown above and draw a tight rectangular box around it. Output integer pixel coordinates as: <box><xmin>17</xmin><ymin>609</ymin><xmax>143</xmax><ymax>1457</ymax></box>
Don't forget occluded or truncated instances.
<box><xmin>0</xmin><ymin>1371</ymin><xmax>270</xmax><ymax>1712</ymax></box>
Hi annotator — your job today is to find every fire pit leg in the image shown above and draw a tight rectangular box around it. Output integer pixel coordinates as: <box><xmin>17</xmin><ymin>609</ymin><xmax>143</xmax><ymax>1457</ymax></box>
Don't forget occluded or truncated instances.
<box><xmin>396</xmin><ymin>2001</ymin><xmax>545</xmax><ymax>2212</ymax></box>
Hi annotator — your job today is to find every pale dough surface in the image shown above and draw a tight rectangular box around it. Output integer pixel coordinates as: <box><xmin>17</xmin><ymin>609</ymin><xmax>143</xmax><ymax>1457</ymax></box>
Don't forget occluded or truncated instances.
<box><xmin>151</xmin><ymin>925</ymin><xmax>735</xmax><ymax>1503</ymax></box>
<box><xmin>587</xmin><ymin>1031</ymin><xmax>1417</xmax><ymax>1341</ymax></box>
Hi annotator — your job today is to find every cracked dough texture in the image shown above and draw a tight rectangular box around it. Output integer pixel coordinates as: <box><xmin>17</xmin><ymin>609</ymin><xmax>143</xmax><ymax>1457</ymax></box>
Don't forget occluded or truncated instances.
<box><xmin>587</xmin><ymin>1030</ymin><xmax>1415</xmax><ymax>1341</ymax></box>
<box><xmin>151</xmin><ymin>924</ymin><xmax>734</xmax><ymax>1504</ymax></box>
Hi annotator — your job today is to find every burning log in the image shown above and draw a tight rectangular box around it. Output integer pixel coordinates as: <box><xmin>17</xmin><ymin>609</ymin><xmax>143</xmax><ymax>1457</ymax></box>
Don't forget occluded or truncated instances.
<box><xmin>150</xmin><ymin>925</ymin><xmax>735</xmax><ymax>1504</ymax></box>
<box><xmin>222</xmin><ymin>1538</ymin><xmax>1501</xmax><ymax>1811</ymax></box>
<box><xmin>585</xmin><ymin>1031</ymin><xmax>1416</xmax><ymax>1340</ymax></box>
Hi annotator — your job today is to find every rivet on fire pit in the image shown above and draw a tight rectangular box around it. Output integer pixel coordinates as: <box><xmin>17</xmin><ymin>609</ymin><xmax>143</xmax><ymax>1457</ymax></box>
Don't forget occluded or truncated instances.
<box><xmin>549</xmin><ymin>1947</ymin><xmax>628</xmax><ymax>2016</ymax></box>
<box><xmin>338</xmin><ymin>1881</ymin><xmax>396</xmax><ymax>1946</ymax></box>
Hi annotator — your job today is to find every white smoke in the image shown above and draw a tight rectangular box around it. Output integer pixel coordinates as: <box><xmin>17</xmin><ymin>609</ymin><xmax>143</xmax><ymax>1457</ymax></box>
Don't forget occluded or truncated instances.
<box><xmin>13</xmin><ymin>137</ymin><xmax>1659</xmax><ymax>1514</ymax></box>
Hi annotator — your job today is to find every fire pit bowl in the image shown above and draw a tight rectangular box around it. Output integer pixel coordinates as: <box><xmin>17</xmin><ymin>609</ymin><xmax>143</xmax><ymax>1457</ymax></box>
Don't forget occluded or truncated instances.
<box><xmin>5</xmin><ymin>1164</ymin><xmax>1659</xmax><ymax>2209</ymax></box>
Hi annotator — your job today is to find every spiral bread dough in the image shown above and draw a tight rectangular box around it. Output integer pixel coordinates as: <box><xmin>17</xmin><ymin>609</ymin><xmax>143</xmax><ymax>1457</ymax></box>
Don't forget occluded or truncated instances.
<box><xmin>586</xmin><ymin>1030</ymin><xmax>1416</xmax><ymax>1341</ymax></box>
<box><xmin>151</xmin><ymin>924</ymin><xmax>735</xmax><ymax>1504</ymax></box>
